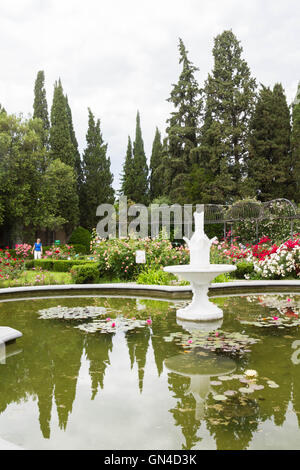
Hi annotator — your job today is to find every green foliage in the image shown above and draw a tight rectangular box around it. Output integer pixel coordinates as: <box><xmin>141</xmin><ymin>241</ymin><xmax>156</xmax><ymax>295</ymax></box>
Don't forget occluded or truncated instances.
<box><xmin>71</xmin><ymin>243</ymin><xmax>88</xmax><ymax>254</ymax></box>
<box><xmin>131</xmin><ymin>111</ymin><xmax>149</xmax><ymax>204</ymax></box>
<box><xmin>200</xmin><ymin>30</ymin><xmax>256</xmax><ymax>203</ymax></box>
<box><xmin>92</xmin><ymin>236</ymin><xmax>189</xmax><ymax>280</ymax></box>
<box><xmin>149</xmin><ymin>127</ymin><xmax>163</xmax><ymax>200</ymax></box>
<box><xmin>160</xmin><ymin>39</ymin><xmax>203</xmax><ymax>203</ymax></box>
<box><xmin>80</xmin><ymin>108</ymin><xmax>114</xmax><ymax>230</ymax></box>
<box><xmin>291</xmin><ymin>85</ymin><xmax>300</xmax><ymax>202</ymax></box>
<box><xmin>120</xmin><ymin>136</ymin><xmax>135</xmax><ymax>199</ymax></box>
<box><xmin>33</xmin><ymin>259</ymin><xmax>54</xmax><ymax>271</ymax></box>
<box><xmin>25</xmin><ymin>258</ymin><xmax>95</xmax><ymax>272</ymax></box>
<box><xmin>33</xmin><ymin>70</ymin><xmax>50</xmax><ymax>146</ymax></box>
<box><xmin>50</xmin><ymin>79</ymin><xmax>76</xmax><ymax>167</ymax></box>
<box><xmin>247</xmin><ymin>84</ymin><xmax>292</xmax><ymax>201</ymax></box>
<box><xmin>71</xmin><ymin>263</ymin><xmax>99</xmax><ymax>284</ymax></box>
<box><xmin>136</xmin><ymin>267</ymin><xmax>177</xmax><ymax>285</ymax></box>
<box><xmin>235</xmin><ymin>261</ymin><xmax>254</xmax><ymax>279</ymax></box>
<box><xmin>42</xmin><ymin>158</ymin><xmax>79</xmax><ymax>233</ymax></box>
<box><xmin>68</xmin><ymin>226</ymin><xmax>91</xmax><ymax>252</ymax></box>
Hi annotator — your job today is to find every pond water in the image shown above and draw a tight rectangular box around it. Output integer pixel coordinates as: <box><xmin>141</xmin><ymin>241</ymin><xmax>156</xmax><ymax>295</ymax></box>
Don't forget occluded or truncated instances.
<box><xmin>0</xmin><ymin>292</ymin><xmax>300</xmax><ymax>450</ymax></box>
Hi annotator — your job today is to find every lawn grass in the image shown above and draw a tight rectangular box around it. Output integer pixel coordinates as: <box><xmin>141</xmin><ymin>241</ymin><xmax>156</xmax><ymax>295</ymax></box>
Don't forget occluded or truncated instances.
<box><xmin>0</xmin><ymin>270</ymin><xmax>72</xmax><ymax>288</ymax></box>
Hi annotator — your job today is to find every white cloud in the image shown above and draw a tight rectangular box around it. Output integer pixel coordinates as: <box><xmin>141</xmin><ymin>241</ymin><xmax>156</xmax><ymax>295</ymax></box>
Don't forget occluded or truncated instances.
<box><xmin>0</xmin><ymin>0</ymin><xmax>299</xmax><ymax>190</ymax></box>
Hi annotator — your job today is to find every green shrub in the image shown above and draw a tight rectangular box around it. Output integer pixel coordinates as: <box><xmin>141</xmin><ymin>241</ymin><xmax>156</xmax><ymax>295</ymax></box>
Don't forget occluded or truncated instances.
<box><xmin>68</xmin><ymin>227</ymin><xmax>91</xmax><ymax>253</ymax></box>
<box><xmin>52</xmin><ymin>260</ymin><xmax>95</xmax><ymax>272</ymax></box>
<box><xmin>71</xmin><ymin>243</ymin><xmax>88</xmax><ymax>254</ymax></box>
<box><xmin>33</xmin><ymin>259</ymin><xmax>54</xmax><ymax>271</ymax></box>
<box><xmin>235</xmin><ymin>261</ymin><xmax>254</xmax><ymax>279</ymax></box>
<box><xmin>136</xmin><ymin>267</ymin><xmax>177</xmax><ymax>285</ymax></box>
<box><xmin>24</xmin><ymin>260</ymin><xmax>34</xmax><ymax>269</ymax></box>
<box><xmin>71</xmin><ymin>263</ymin><xmax>99</xmax><ymax>284</ymax></box>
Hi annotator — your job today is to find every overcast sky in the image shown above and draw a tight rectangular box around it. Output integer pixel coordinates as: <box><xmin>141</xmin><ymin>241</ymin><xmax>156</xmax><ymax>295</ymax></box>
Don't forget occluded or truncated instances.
<box><xmin>0</xmin><ymin>0</ymin><xmax>299</xmax><ymax>190</ymax></box>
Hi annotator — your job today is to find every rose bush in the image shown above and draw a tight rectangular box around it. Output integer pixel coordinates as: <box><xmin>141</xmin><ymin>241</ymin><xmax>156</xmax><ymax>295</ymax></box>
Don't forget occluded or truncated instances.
<box><xmin>91</xmin><ymin>234</ymin><xmax>189</xmax><ymax>280</ymax></box>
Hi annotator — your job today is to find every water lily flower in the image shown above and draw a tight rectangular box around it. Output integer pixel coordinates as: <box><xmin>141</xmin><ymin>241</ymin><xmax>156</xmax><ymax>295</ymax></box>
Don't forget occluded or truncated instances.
<box><xmin>106</xmin><ymin>317</ymin><xmax>111</xmax><ymax>322</ymax></box>
<box><xmin>287</xmin><ymin>298</ymin><xmax>291</xmax><ymax>302</ymax></box>
<box><xmin>111</xmin><ymin>322</ymin><xmax>116</xmax><ymax>327</ymax></box>
<box><xmin>273</xmin><ymin>316</ymin><xmax>279</xmax><ymax>321</ymax></box>
<box><xmin>244</xmin><ymin>369</ymin><xmax>258</xmax><ymax>378</ymax></box>
<box><xmin>188</xmin><ymin>339</ymin><xmax>193</xmax><ymax>344</ymax></box>
<box><xmin>146</xmin><ymin>319</ymin><xmax>152</xmax><ymax>325</ymax></box>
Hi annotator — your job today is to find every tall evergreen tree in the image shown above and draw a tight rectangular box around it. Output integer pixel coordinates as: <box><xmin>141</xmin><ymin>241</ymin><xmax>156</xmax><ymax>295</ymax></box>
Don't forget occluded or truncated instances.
<box><xmin>291</xmin><ymin>82</ymin><xmax>300</xmax><ymax>202</ymax></box>
<box><xmin>131</xmin><ymin>111</ymin><xmax>148</xmax><ymax>204</ymax></box>
<box><xmin>81</xmin><ymin>108</ymin><xmax>114</xmax><ymax>230</ymax></box>
<box><xmin>50</xmin><ymin>79</ymin><xmax>76</xmax><ymax>168</ymax></box>
<box><xmin>149</xmin><ymin>127</ymin><xmax>163</xmax><ymax>200</ymax></box>
<box><xmin>200</xmin><ymin>30</ymin><xmax>256</xmax><ymax>203</ymax></box>
<box><xmin>65</xmin><ymin>94</ymin><xmax>83</xmax><ymax>189</ymax></box>
<box><xmin>247</xmin><ymin>83</ymin><xmax>291</xmax><ymax>201</ymax></box>
<box><xmin>33</xmin><ymin>71</ymin><xmax>50</xmax><ymax>146</ymax></box>
<box><xmin>162</xmin><ymin>38</ymin><xmax>203</xmax><ymax>203</ymax></box>
<box><xmin>120</xmin><ymin>136</ymin><xmax>135</xmax><ymax>199</ymax></box>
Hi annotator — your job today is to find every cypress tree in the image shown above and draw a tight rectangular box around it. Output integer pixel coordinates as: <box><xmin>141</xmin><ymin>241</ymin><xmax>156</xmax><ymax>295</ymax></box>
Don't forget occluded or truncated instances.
<box><xmin>291</xmin><ymin>82</ymin><xmax>300</xmax><ymax>202</ymax></box>
<box><xmin>65</xmin><ymin>94</ymin><xmax>83</xmax><ymax>189</ymax></box>
<box><xmin>149</xmin><ymin>127</ymin><xmax>163</xmax><ymax>201</ymax></box>
<box><xmin>120</xmin><ymin>136</ymin><xmax>135</xmax><ymax>199</ymax></box>
<box><xmin>164</xmin><ymin>38</ymin><xmax>203</xmax><ymax>203</ymax></box>
<box><xmin>247</xmin><ymin>84</ymin><xmax>291</xmax><ymax>201</ymax></box>
<box><xmin>81</xmin><ymin>108</ymin><xmax>114</xmax><ymax>230</ymax></box>
<box><xmin>50</xmin><ymin>79</ymin><xmax>76</xmax><ymax>167</ymax></box>
<box><xmin>33</xmin><ymin>70</ymin><xmax>50</xmax><ymax>146</ymax></box>
<box><xmin>200</xmin><ymin>30</ymin><xmax>256</xmax><ymax>203</ymax></box>
<box><xmin>131</xmin><ymin>111</ymin><xmax>148</xmax><ymax>204</ymax></box>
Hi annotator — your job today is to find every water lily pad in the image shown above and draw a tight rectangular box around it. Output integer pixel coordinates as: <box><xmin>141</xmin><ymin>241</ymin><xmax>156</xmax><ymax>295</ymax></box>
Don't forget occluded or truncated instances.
<box><xmin>239</xmin><ymin>387</ymin><xmax>254</xmax><ymax>394</ymax></box>
<box><xmin>210</xmin><ymin>381</ymin><xmax>222</xmax><ymax>386</ymax></box>
<box><xmin>224</xmin><ymin>390</ymin><xmax>237</xmax><ymax>396</ymax></box>
<box><xmin>213</xmin><ymin>394</ymin><xmax>228</xmax><ymax>401</ymax></box>
<box><xmin>218</xmin><ymin>376</ymin><xmax>232</xmax><ymax>381</ymax></box>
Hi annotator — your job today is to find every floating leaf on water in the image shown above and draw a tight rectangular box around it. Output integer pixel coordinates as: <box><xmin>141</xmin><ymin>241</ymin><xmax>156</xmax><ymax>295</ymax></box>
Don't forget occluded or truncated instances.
<box><xmin>239</xmin><ymin>387</ymin><xmax>254</xmax><ymax>394</ymax></box>
<box><xmin>213</xmin><ymin>395</ymin><xmax>228</xmax><ymax>401</ymax></box>
<box><xmin>251</xmin><ymin>384</ymin><xmax>265</xmax><ymax>391</ymax></box>
<box><xmin>210</xmin><ymin>381</ymin><xmax>222</xmax><ymax>386</ymax></box>
<box><xmin>218</xmin><ymin>376</ymin><xmax>232</xmax><ymax>381</ymax></box>
<box><xmin>224</xmin><ymin>390</ymin><xmax>236</xmax><ymax>396</ymax></box>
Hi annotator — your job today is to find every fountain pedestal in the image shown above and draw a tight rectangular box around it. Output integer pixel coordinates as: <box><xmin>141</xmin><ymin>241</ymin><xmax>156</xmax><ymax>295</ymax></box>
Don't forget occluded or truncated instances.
<box><xmin>164</xmin><ymin>209</ymin><xmax>236</xmax><ymax>321</ymax></box>
<box><xmin>164</xmin><ymin>264</ymin><xmax>236</xmax><ymax>321</ymax></box>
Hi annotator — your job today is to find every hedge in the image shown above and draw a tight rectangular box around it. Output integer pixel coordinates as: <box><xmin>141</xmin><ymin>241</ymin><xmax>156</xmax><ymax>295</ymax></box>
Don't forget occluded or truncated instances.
<box><xmin>24</xmin><ymin>259</ymin><xmax>96</xmax><ymax>272</ymax></box>
<box><xmin>71</xmin><ymin>263</ymin><xmax>99</xmax><ymax>284</ymax></box>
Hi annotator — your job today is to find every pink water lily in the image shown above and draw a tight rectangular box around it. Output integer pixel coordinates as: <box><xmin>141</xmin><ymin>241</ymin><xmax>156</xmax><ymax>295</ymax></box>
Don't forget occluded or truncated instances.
<box><xmin>111</xmin><ymin>322</ymin><xmax>116</xmax><ymax>327</ymax></box>
<box><xmin>146</xmin><ymin>319</ymin><xmax>152</xmax><ymax>325</ymax></box>
<box><xmin>273</xmin><ymin>316</ymin><xmax>279</xmax><ymax>321</ymax></box>
<box><xmin>188</xmin><ymin>339</ymin><xmax>193</xmax><ymax>344</ymax></box>
<box><xmin>106</xmin><ymin>317</ymin><xmax>111</xmax><ymax>322</ymax></box>
<box><xmin>287</xmin><ymin>298</ymin><xmax>291</xmax><ymax>302</ymax></box>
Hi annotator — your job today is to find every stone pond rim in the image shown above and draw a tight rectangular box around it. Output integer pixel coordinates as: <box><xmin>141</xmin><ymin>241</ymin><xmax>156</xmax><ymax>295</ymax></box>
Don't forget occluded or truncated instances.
<box><xmin>0</xmin><ymin>280</ymin><xmax>300</xmax><ymax>301</ymax></box>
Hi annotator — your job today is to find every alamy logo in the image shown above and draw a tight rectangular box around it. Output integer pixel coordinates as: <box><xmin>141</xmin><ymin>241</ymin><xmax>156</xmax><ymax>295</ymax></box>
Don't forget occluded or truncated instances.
<box><xmin>96</xmin><ymin>196</ymin><xmax>204</xmax><ymax>240</ymax></box>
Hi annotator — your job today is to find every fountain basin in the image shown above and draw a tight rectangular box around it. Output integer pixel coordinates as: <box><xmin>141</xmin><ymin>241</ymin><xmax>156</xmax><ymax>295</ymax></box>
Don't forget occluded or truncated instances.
<box><xmin>164</xmin><ymin>264</ymin><xmax>236</xmax><ymax>321</ymax></box>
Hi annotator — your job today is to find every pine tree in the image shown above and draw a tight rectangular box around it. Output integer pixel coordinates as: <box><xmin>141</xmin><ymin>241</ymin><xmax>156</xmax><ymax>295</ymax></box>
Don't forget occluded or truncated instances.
<box><xmin>81</xmin><ymin>108</ymin><xmax>114</xmax><ymax>230</ymax></box>
<box><xmin>149</xmin><ymin>127</ymin><xmax>163</xmax><ymax>200</ymax></box>
<box><xmin>120</xmin><ymin>136</ymin><xmax>135</xmax><ymax>198</ymax></box>
<box><xmin>33</xmin><ymin>71</ymin><xmax>50</xmax><ymax>147</ymax></box>
<box><xmin>50</xmin><ymin>79</ymin><xmax>76</xmax><ymax>167</ymax></box>
<box><xmin>247</xmin><ymin>84</ymin><xmax>291</xmax><ymax>201</ymax></box>
<box><xmin>200</xmin><ymin>30</ymin><xmax>256</xmax><ymax>203</ymax></box>
<box><xmin>291</xmin><ymin>82</ymin><xmax>300</xmax><ymax>202</ymax></box>
<box><xmin>163</xmin><ymin>38</ymin><xmax>203</xmax><ymax>203</ymax></box>
<box><xmin>131</xmin><ymin>111</ymin><xmax>148</xmax><ymax>204</ymax></box>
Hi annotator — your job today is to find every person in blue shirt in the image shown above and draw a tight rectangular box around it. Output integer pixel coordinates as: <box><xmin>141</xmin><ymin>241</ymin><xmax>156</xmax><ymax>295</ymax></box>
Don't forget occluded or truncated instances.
<box><xmin>32</xmin><ymin>238</ymin><xmax>43</xmax><ymax>260</ymax></box>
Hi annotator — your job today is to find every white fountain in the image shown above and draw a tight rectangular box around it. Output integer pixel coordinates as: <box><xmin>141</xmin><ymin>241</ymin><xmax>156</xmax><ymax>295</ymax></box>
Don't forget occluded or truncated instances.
<box><xmin>164</xmin><ymin>209</ymin><xmax>236</xmax><ymax>321</ymax></box>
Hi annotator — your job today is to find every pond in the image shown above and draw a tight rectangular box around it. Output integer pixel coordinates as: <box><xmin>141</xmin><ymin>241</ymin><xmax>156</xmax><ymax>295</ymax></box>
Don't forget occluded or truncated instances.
<box><xmin>0</xmin><ymin>292</ymin><xmax>300</xmax><ymax>450</ymax></box>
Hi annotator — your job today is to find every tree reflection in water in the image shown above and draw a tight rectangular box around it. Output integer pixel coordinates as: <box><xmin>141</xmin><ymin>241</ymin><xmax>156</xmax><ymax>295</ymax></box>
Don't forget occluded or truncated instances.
<box><xmin>0</xmin><ymin>294</ymin><xmax>299</xmax><ymax>449</ymax></box>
